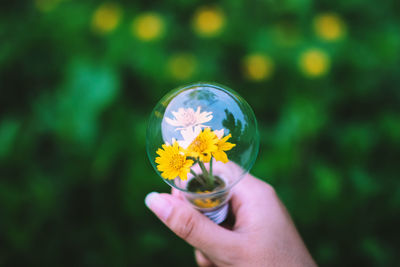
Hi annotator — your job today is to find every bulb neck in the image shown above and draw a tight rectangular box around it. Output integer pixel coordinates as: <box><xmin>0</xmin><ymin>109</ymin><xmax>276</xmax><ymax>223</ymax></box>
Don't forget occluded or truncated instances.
<box><xmin>201</xmin><ymin>202</ymin><xmax>229</xmax><ymax>224</ymax></box>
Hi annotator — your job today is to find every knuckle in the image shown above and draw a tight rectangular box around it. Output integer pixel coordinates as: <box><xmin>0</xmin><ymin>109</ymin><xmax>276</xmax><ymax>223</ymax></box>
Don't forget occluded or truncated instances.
<box><xmin>251</xmin><ymin>175</ymin><xmax>276</xmax><ymax>195</ymax></box>
<box><xmin>255</xmin><ymin>178</ymin><xmax>276</xmax><ymax>195</ymax></box>
<box><xmin>265</xmin><ymin>183</ymin><xmax>278</xmax><ymax>201</ymax></box>
<box><xmin>170</xmin><ymin>211</ymin><xmax>196</xmax><ymax>241</ymax></box>
<box><xmin>264</xmin><ymin>182</ymin><xmax>276</xmax><ymax>195</ymax></box>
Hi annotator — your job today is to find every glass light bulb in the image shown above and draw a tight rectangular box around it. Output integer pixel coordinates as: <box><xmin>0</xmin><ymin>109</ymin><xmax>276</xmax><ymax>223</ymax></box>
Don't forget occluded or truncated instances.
<box><xmin>146</xmin><ymin>82</ymin><xmax>259</xmax><ymax>223</ymax></box>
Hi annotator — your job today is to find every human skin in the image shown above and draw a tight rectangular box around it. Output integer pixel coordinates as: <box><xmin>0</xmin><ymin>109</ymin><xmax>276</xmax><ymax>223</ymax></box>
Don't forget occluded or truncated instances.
<box><xmin>145</xmin><ymin>174</ymin><xmax>317</xmax><ymax>267</ymax></box>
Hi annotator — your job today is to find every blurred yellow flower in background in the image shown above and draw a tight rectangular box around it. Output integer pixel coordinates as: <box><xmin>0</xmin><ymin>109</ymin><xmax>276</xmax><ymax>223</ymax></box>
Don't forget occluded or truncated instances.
<box><xmin>168</xmin><ymin>53</ymin><xmax>197</xmax><ymax>80</ymax></box>
<box><xmin>243</xmin><ymin>54</ymin><xmax>274</xmax><ymax>81</ymax></box>
<box><xmin>91</xmin><ymin>3</ymin><xmax>122</xmax><ymax>34</ymax></box>
<box><xmin>35</xmin><ymin>0</ymin><xmax>61</xmax><ymax>13</ymax></box>
<box><xmin>299</xmin><ymin>49</ymin><xmax>330</xmax><ymax>78</ymax></box>
<box><xmin>314</xmin><ymin>13</ymin><xmax>346</xmax><ymax>41</ymax></box>
<box><xmin>193</xmin><ymin>7</ymin><xmax>225</xmax><ymax>37</ymax></box>
<box><xmin>132</xmin><ymin>13</ymin><xmax>164</xmax><ymax>41</ymax></box>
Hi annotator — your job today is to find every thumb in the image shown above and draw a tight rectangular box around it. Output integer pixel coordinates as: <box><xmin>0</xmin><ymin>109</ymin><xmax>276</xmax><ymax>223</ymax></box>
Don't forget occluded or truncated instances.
<box><xmin>145</xmin><ymin>192</ymin><xmax>237</xmax><ymax>254</ymax></box>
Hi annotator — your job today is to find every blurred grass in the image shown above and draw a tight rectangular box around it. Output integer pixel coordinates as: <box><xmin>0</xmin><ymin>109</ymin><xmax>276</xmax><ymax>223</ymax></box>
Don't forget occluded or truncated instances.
<box><xmin>0</xmin><ymin>0</ymin><xmax>399</xmax><ymax>266</ymax></box>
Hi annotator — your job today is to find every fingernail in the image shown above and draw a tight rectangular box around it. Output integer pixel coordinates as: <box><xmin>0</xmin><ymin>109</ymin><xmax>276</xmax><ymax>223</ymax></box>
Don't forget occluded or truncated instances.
<box><xmin>145</xmin><ymin>192</ymin><xmax>173</xmax><ymax>222</ymax></box>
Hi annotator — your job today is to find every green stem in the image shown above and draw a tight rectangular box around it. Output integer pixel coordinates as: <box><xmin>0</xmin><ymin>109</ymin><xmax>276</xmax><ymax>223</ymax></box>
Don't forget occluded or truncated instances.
<box><xmin>190</xmin><ymin>169</ymin><xmax>199</xmax><ymax>178</ymax></box>
<box><xmin>198</xmin><ymin>160</ymin><xmax>208</xmax><ymax>176</ymax></box>
<box><xmin>199</xmin><ymin>161</ymin><xmax>214</xmax><ymax>188</ymax></box>
<box><xmin>190</xmin><ymin>169</ymin><xmax>206</xmax><ymax>187</ymax></box>
<box><xmin>209</xmin><ymin>157</ymin><xmax>214</xmax><ymax>180</ymax></box>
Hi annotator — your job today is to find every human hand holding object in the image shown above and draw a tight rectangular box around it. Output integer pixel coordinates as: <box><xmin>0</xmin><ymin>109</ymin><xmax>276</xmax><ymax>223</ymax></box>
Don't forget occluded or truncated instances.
<box><xmin>145</xmin><ymin>174</ymin><xmax>316</xmax><ymax>267</ymax></box>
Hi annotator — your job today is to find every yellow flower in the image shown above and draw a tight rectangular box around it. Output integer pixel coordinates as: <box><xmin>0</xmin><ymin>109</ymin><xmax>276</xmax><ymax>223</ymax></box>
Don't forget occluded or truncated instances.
<box><xmin>132</xmin><ymin>13</ymin><xmax>164</xmax><ymax>41</ymax></box>
<box><xmin>193</xmin><ymin>6</ymin><xmax>225</xmax><ymax>37</ymax></box>
<box><xmin>155</xmin><ymin>141</ymin><xmax>194</xmax><ymax>180</ymax></box>
<box><xmin>299</xmin><ymin>49</ymin><xmax>330</xmax><ymax>78</ymax></box>
<box><xmin>168</xmin><ymin>53</ymin><xmax>197</xmax><ymax>80</ymax></box>
<box><xmin>212</xmin><ymin>133</ymin><xmax>236</xmax><ymax>163</ymax></box>
<box><xmin>314</xmin><ymin>13</ymin><xmax>346</xmax><ymax>41</ymax></box>
<box><xmin>193</xmin><ymin>198</ymin><xmax>220</xmax><ymax>208</ymax></box>
<box><xmin>91</xmin><ymin>3</ymin><xmax>122</xmax><ymax>34</ymax></box>
<box><xmin>243</xmin><ymin>53</ymin><xmax>274</xmax><ymax>81</ymax></box>
<box><xmin>186</xmin><ymin>128</ymin><xmax>218</xmax><ymax>162</ymax></box>
<box><xmin>178</xmin><ymin>126</ymin><xmax>202</xmax><ymax>149</ymax></box>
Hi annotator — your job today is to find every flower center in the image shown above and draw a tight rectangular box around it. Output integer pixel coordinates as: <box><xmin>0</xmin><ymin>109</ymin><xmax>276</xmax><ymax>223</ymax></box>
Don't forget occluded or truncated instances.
<box><xmin>192</xmin><ymin>138</ymin><xmax>208</xmax><ymax>152</ymax></box>
<box><xmin>169</xmin><ymin>154</ymin><xmax>185</xmax><ymax>170</ymax></box>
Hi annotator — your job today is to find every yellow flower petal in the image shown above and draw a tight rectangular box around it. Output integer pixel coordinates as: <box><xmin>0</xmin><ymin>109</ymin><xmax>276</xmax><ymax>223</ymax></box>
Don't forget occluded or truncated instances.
<box><xmin>212</xmin><ymin>133</ymin><xmax>236</xmax><ymax>163</ymax></box>
<box><xmin>213</xmin><ymin>150</ymin><xmax>229</xmax><ymax>163</ymax></box>
<box><xmin>193</xmin><ymin>198</ymin><xmax>220</xmax><ymax>208</ymax></box>
<box><xmin>186</xmin><ymin>128</ymin><xmax>218</xmax><ymax>162</ymax></box>
<box><xmin>155</xmin><ymin>141</ymin><xmax>193</xmax><ymax>180</ymax></box>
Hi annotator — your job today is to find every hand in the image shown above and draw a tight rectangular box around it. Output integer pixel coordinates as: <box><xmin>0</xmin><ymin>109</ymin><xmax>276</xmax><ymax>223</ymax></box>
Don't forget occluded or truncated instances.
<box><xmin>145</xmin><ymin>174</ymin><xmax>316</xmax><ymax>267</ymax></box>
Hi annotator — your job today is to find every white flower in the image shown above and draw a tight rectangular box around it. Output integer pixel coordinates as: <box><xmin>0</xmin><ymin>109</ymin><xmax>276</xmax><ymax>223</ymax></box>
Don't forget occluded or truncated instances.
<box><xmin>213</xmin><ymin>129</ymin><xmax>224</xmax><ymax>139</ymax></box>
<box><xmin>165</xmin><ymin>138</ymin><xmax>177</xmax><ymax>147</ymax></box>
<box><xmin>177</xmin><ymin>126</ymin><xmax>202</xmax><ymax>149</ymax></box>
<box><xmin>165</xmin><ymin>106</ymin><xmax>212</xmax><ymax>130</ymax></box>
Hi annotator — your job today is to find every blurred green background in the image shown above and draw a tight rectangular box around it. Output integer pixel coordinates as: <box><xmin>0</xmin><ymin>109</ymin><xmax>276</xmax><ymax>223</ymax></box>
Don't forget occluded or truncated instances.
<box><xmin>1</xmin><ymin>0</ymin><xmax>399</xmax><ymax>266</ymax></box>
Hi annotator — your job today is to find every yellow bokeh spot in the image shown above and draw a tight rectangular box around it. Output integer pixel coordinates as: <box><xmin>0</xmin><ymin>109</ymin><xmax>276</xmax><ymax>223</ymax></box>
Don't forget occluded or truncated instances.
<box><xmin>193</xmin><ymin>7</ymin><xmax>225</xmax><ymax>37</ymax></box>
<box><xmin>168</xmin><ymin>53</ymin><xmax>197</xmax><ymax>80</ymax></box>
<box><xmin>92</xmin><ymin>3</ymin><xmax>122</xmax><ymax>34</ymax></box>
<box><xmin>35</xmin><ymin>0</ymin><xmax>61</xmax><ymax>12</ymax></box>
<box><xmin>299</xmin><ymin>49</ymin><xmax>330</xmax><ymax>78</ymax></box>
<box><xmin>132</xmin><ymin>13</ymin><xmax>164</xmax><ymax>41</ymax></box>
<box><xmin>243</xmin><ymin>54</ymin><xmax>274</xmax><ymax>81</ymax></box>
<box><xmin>314</xmin><ymin>13</ymin><xmax>346</xmax><ymax>41</ymax></box>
